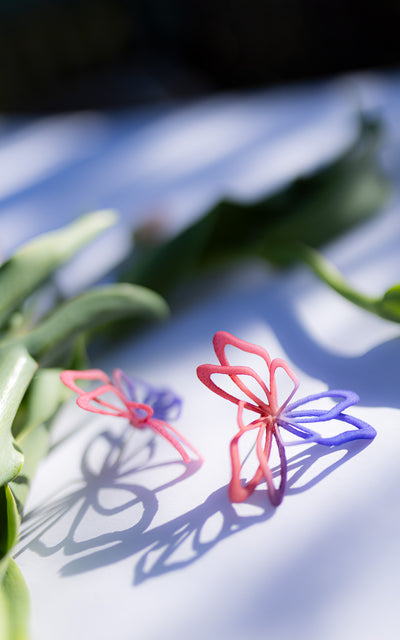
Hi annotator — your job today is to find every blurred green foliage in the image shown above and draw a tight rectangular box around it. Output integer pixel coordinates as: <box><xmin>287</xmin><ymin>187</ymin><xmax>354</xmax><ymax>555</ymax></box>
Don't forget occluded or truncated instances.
<box><xmin>125</xmin><ymin>116</ymin><xmax>390</xmax><ymax>301</ymax></box>
<box><xmin>0</xmin><ymin>211</ymin><xmax>168</xmax><ymax>639</ymax></box>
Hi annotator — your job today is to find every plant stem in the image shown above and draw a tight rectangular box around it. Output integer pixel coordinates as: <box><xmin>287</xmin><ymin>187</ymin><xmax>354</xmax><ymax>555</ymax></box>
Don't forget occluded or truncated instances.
<box><xmin>296</xmin><ymin>245</ymin><xmax>383</xmax><ymax>317</ymax></box>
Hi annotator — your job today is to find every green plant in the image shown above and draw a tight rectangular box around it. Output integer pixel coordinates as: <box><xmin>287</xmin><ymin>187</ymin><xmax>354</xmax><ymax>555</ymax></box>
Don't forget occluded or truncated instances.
<box><xmin>124</xmin><ymin>116</ymin><xmax>390</xmax><ymax>301</ymax></box>
<box><xmin>0</xmin><ymin>211</ymin><xmax>168</xmax><ymax>639</ymax></box>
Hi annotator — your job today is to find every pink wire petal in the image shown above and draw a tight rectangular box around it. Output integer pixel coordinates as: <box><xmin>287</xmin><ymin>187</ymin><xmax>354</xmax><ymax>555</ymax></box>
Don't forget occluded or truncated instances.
<box><xmin>229</xmin><ymin>421</ymin><xmax>271</xmax><ymax>503</ymax></box>
<box><xmin>60</xmin><ymin>369</ymin><xmax>111</xmax><ymax>395</ymax></box>
<box><xmin>214</xmin><ymin>331</ymin><xmax>272</xmax><ymax>368</ymax></box>
<box><xmin>196</xmin><ymin>363</ymin><xmax>270</xmax><ymax>414</ymax></box>
<box><xmin>112</xmin><ymin>368</ymin><xmax>126</xmax><ymax>396</ymax></box>
<box><xmin>77</xmin><ymin>384</ymin><xmax>131</xmax><ymax>419</ymax></box>
<box><xmin>229</xmin><ymin>433</ymin><xmax>265</xmax><ymax>502</ymax></box>
<box><xmin>213</xmin><ymin>331</ymin><xmax>273</xmax><ymax>406</ymax></box>
<box><xmin>147</xmin><ymin>418</ymin><xmax>203</xmax><ymax>464</ymax></box>
<box><xmin>269</xmin><ymin>358</ymin><xmax>299</xmax><ymax>415</ymax></box>
<box><xmin>235</xmin><ymin>399</ymin><xmax>264</xmax><ymax>433</ymax></box>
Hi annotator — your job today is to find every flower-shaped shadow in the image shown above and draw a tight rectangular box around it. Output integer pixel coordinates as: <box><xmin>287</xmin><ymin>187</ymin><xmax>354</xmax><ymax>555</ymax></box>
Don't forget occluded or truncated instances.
<box><xmin>17</xmin><ymin>424</ymin><xmax>273</xmax><ymax>582</ymax></box>
<box><xmin>17</xmin><ymin>418</ymin><xmax>371</xmax><ymax>585</ymax></box>
<box><xmin>282</xmin><ymin>438</ymin><xmax>372</xmax><ymax>495</ymax></box>
<box><xmin>17</xmin><ymin>427</ymin><xmax>200</xmax><ymax>560</ymax></box>
<box><xmin>133</xmin><ymin>437</ymin><xmax>373</xmax><ymax>583</ymax></box>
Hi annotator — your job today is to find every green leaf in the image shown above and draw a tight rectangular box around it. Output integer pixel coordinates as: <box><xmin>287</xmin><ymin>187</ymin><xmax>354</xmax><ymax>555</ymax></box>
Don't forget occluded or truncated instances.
<box><xmin>125</xmin><ymin>116</ymin><xmax>390</xmax><ymax>298</ymax></box>
<box><xmin>0</xmin><ymin>557</ymin><xmax>30</xmax><ymax>640</ymax></box>
<box><xmin>10</xmin><ymin>424</ymin><xmax>52</xmax><ymax>521</ymax></box>
<box><xmin>378</xmin><ymin>284</ymin><xmax>400</xmax><ymax>322</ymax></box>
<box><xmin>13</xmin><ymin>368</ymin><xmax>68</xmax><ymax>441</ymax></box>
<box><xmin>15</xmin><ymin>283</ymin><xmax>168</xmax><ymax>363</ymax></box>
<box><xmin>0</xmin><ymin>346</ymin><xmax>37</xmax><ymax>486</ymax></box>
<box><xmin>0</xmin><ymin>486</ymin><xmax>20</xmax><ymax>560</ymax></box>
<box><xmin>0</xmin><ymin>371</ymin><xmax>74</xmax><ymax>639</ymax></box>
<box><xmin>11</xmin><ymin>369</ymin><xmax>68</xmax><ymax>513</ymax></box>
<box><xmin>0</xmin><ymin>210</ymin><xmax>117</xmax><ymax>329</ymax></box>
<box><xmin>0</xmin><ymin>371</ymin><xmax>69</xmax><ymax>586</ymax></box>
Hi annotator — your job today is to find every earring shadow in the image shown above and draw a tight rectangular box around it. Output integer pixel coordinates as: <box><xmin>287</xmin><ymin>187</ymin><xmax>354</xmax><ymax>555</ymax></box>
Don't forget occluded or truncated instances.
<box><xmin>283</xmin><ymin>439</ymin><xmax>373</xmax><ymax>494</ymax></box>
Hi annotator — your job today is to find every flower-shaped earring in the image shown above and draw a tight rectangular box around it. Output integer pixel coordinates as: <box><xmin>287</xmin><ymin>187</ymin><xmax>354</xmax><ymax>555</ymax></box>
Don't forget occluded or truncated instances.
<box><xmin>197</xmin><ymin>331</ymin><xmax>376</xmax><ymax>506</ymax></box>
<box><xmin>60</xmin><ymin>368</ymin><xmax>202</xmax><ymax>464</ymax></box>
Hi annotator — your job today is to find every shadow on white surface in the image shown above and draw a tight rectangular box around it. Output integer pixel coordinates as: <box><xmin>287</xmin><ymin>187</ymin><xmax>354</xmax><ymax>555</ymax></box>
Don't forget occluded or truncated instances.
<box><xmin>284</xmin><ymin>439</ymin><xmax>373</xmax><ymax>495</ymax></box>
<box><xmin>17</xmin><ymin>420</ymin><xmax>372</xmax><ymax>586</ymax></box>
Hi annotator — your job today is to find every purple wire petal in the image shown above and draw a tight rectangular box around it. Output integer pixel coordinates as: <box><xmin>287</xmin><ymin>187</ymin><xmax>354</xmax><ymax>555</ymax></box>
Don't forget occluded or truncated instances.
<box><xmin>306</xmin><ymin>411</ymin><xmax>376</xmax><ymax>446</ymax></box>
<box><xmin>276</xmin><ymin>417</ymin><xmax>322</xmax><ymax>443</ymax></box>
<box><xmin>277</xmin><ymin>390</ymin><xmax>376</xmax><ymax>446</ymax></box>
<box><xmin>116</xmin><ymin>370</ymin><xmax>137</xmax><ymax>401</ymax></box>
<box><xmin>114</xmin><ymin>369</ymin><xmax>182</xmax><ymax>422</ymax></box>
<box><xmin>278</xmin><ymin>411</ymin><xmax>376</xmax><ymax>446</ymax></box>
<box><xmin>146</xmin><ymin>389</ymin><xmax>182</xmax><ymax>422</ymax></box>
<box><xmin>285</xmin><ymin>390</ymin><xmax>359</xmax><ymax>422</ymax></box>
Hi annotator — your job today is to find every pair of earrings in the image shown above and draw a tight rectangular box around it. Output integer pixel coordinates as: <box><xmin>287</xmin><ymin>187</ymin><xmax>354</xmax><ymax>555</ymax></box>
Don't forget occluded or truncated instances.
<box><xmin>61</xmin><ymin>331</ymin><xmax>375</xmax><ymax>507</ymax></box>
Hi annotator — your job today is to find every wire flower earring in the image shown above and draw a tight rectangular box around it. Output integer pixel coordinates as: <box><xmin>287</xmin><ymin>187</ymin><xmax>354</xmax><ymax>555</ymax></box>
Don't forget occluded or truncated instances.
<box><xmin>60</xmin><ymin>368</ymin><xmax>202</xmax><ymax>464</ymax></box>
<box><xmin>197</xmin><ymin>331</ymin><xmax>376</xmax><ymax>506</ymax></box>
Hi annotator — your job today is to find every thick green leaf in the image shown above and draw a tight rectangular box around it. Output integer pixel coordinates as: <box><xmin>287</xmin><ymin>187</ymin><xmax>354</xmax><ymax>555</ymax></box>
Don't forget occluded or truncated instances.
<box><xmin>0</xmin><ymin>210</ymin><xmax>117</xmax><ymax>328</ymax></box>
<box><xmin>13</xmin><ymin>368</ymin><xmax>68</xmax><ymax>441</ymax></box>
<box><xmin>0</xmin><ymin>346</ymin><xmax>37</xmax><ymax>486</ymax></box>
<box><xmin>0</xmin><ymin>557</ymin><xmax>30</xmax><ymax>640</ymax></box>
<box><xmin>379</xmin><ymin>284</ymin><xmax>400</xmax><ymax>322</ymax></box>
<box><xmin>0</xmin><ymin>486</ymin><xmax>20</xmax><ymax>560</ymax></box>
<box><xmin>0</xmin><ymin>371</ymin><xmax>77</xmax><ymax>638</ymax></box>
<box><xmin>125</xmin><ymin>116</ymin><xmax>390</xmax><ymax>298</ymax></box>
<box><xmin>10</xmin><ymin>424</ymin><xmax>51</xmax><ymax>522</ymax></box>
<box><xmin>13</xmin><ymin>283</ymin><xmax>168</xmax><ymax>363</ymax></box>
<box><xmin>11</xmin><ymin>369</ymin><xmax>68</xmax><ymax>513</ymax></box>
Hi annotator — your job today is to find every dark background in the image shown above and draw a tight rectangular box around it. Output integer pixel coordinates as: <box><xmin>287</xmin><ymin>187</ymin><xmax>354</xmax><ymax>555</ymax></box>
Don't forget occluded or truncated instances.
<box><xmin>1</xmin><ymin>0</ymin><xmax>399</xmax><ymax>112</ymax></box>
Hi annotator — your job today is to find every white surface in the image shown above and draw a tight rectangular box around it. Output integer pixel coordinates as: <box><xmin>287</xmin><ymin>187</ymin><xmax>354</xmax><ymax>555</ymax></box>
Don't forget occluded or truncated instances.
<box><xmin>4</xmin><ymin>71</ymin><xmax>400</xmax><ymax>639</ymax></box>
